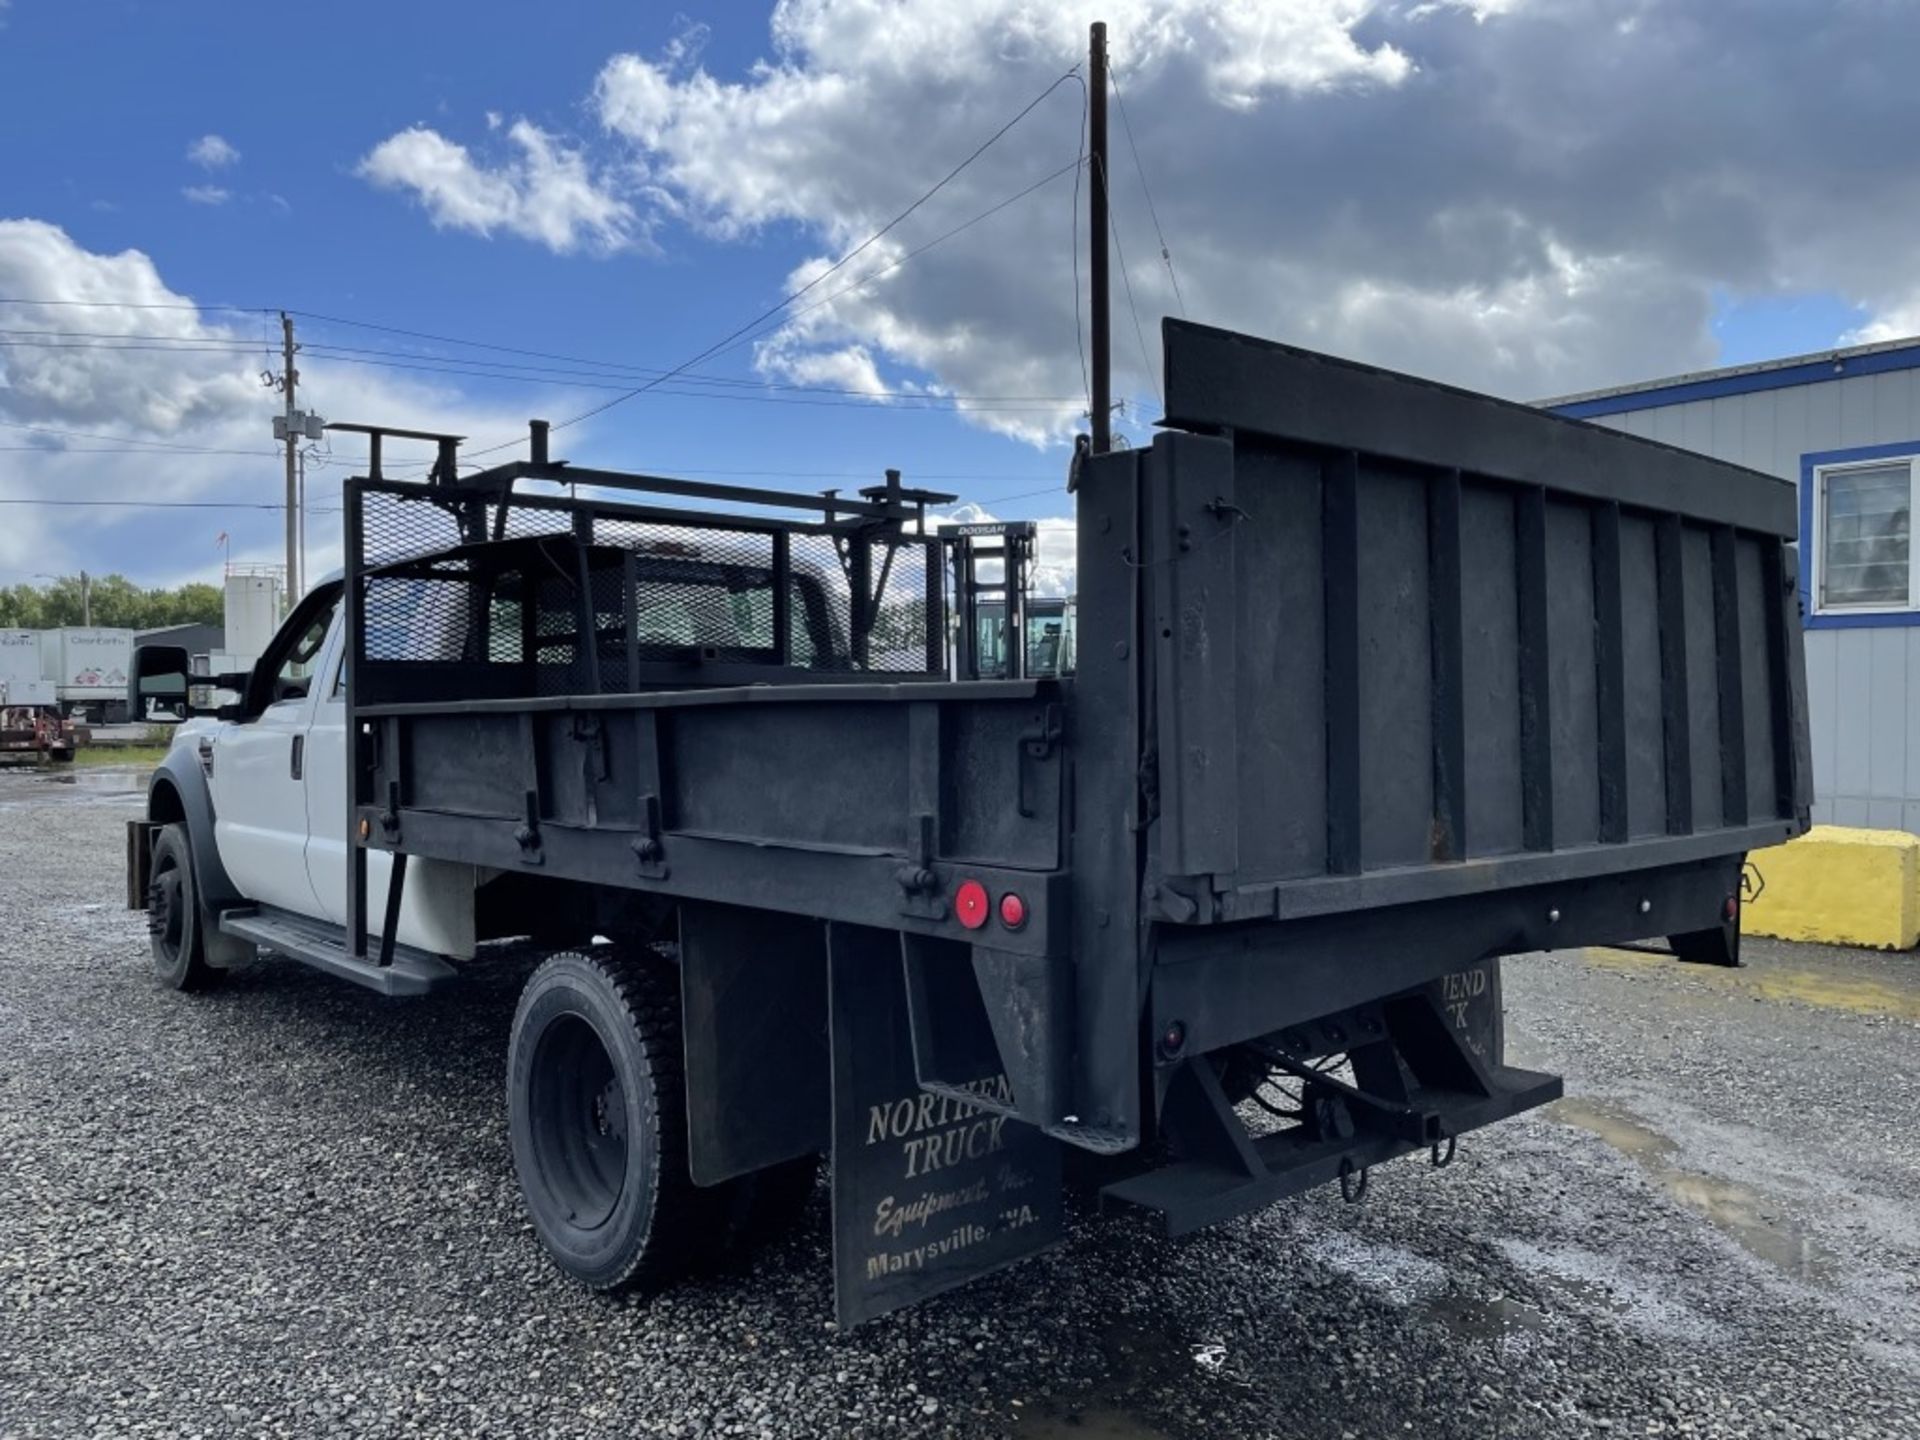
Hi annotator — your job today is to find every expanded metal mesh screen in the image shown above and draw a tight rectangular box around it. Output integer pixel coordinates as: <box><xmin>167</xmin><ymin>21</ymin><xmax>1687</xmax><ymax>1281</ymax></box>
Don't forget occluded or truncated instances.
<box><xmin>352</xmin><ymin>481</ymin><xmax>945</xmax><ymax>701</ymax></box>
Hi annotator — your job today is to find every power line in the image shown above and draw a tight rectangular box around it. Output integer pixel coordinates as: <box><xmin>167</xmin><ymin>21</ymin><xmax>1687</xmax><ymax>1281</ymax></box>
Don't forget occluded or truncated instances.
<box><xmin>468</xmin><ymin>66</ymin><xmax>1087</xmax><ymax>458</ymax></box>
<box><xmin>0</xmin><ymin>447</ymin><xmax>282</xmax><ymax>457</ymax></box>
<box><xmin>944</xmin><ymin>481</ymin><xmax>1071</xmax><ymax>510</ymax></box>
<box><xmin>0</xmin><ymin>339</ymin><xmax>261</xmax><ymax>357</ymax></box>
<box><xmin>0</xmin><ymin>326</ymin><xmax>256</xmax><ymax>346</ymax></box>
<box><xmin>0</xmin><ymin>333</ymin><xmax>1085</xmax><ymax>407</ymax></box>
<box><xmin>0</xmin><ymin>420</ymin><xmax>279</xmax><ymax>456</ymax></box>
<box><xmin>1109</xmin><ymin>65</ymin><xmax>1186</xmax><ymax>318</ymax></box>
<box><xmin>299</xmin><ymin>353</ymin><xmax>1069</xmax><ymax>410</ymax></box>
<box><xmin>0</xmin><ymin>497</ymin><xmax>338</xmax><ymax>511</ymax></box>
<box><xmin>1</xmin><ymin>325</ymin><xmax>1085</xmax><ymax>399</ymax></box>
<box><xmin>668</xmin><ymin>157</ymin><xmax>1086</xmax><ymax>375</ymax></box>
<box><xmin>296</xmin><ymin>343</ymin><xmax>1082</xmax><ymax>404</ymax></box>
<box><xmin>1097</xmin><ymin>153</ymin><xmax>1162</xmax><ymax>409</ymax></box>
<box><xmin>290</xmin><ymin>309</ymin><xmax>658</xmax><ymax>371</ymax></box>
<box><xmin>0</xmin><ymin>297</ymin><xmax>269</xmax><ymax>315</ymax></box>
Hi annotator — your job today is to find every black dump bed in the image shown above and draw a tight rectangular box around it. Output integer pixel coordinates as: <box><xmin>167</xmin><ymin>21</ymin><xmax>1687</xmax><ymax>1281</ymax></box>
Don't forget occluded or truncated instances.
<box><xmin>1119</xmin><ymin>321</ymin><xmax>1810</xmax><ymax>922</ymax></box>
<box><xmin>339</xmin><ymin>319</ymin><xmax>1809</xmax><ymax>1212</ymax></box>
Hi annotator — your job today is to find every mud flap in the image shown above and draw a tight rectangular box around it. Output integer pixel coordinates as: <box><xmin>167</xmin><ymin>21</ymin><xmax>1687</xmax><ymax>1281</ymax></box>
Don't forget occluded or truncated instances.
<box><xmin>1423</xmin><ymin>955</ymin><xmax>1504</xmax><ymax>1068</ymax></box>
<box><xmin>827</xmin><ymin>923</ymin><xmax>1064</xmax><ymax>1328</ymax></box>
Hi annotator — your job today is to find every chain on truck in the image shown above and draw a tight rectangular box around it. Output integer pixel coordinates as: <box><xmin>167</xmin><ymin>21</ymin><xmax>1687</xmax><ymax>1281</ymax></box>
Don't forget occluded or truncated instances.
<box><xmin>122</xmin><ymin>313</ymin><xmax>1811</xmax><ymax>1326</ymax></box>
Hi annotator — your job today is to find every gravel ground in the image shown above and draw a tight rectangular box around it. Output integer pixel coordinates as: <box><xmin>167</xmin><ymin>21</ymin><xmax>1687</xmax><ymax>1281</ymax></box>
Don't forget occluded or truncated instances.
<box><xmin>2</xmin><ymin>764</ymin><xmax>1916</xmax><ymax>1439</ymax></box>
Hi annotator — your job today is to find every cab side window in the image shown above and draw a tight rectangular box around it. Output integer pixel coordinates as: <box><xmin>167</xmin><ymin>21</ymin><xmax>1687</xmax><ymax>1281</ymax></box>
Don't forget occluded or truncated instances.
<box><xmin>269</xmin><ymin>598</ymin><xmax>339</xmax><ymax>704</ymax></box>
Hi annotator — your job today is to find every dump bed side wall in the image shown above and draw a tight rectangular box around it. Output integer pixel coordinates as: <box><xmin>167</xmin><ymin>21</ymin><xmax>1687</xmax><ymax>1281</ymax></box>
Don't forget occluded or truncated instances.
<box><xmin>1145</xmin><ymin>321</ymin><xmax>1810</xmax><ymax>921</ymax></box>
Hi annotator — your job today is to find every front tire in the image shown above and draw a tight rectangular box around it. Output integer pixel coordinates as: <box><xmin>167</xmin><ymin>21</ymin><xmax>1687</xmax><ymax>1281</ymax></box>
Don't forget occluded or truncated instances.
<box><xmin>148</xmin><ymin>823</ymin><xmax>222</xmax><ymax>992</ymax></box>
<box><xmin>507</xmin><ymin>948</ymin><xmax>715</xmax><ymax>1293</ymax></box>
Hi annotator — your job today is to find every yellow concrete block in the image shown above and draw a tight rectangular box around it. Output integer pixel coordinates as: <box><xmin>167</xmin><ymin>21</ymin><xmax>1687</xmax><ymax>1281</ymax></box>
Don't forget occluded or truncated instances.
<box><xmin>1741</xmin><ymin>825</ymin><xmax>1920</xmax><ymax>950</ymax></box>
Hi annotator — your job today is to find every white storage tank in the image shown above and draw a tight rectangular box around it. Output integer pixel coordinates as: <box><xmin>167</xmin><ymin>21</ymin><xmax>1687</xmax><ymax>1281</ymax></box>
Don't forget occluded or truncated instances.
<box><xmin>223</xmin><ymin>571</ymin><xmax>284</xmax><ymax>668</ymax></box>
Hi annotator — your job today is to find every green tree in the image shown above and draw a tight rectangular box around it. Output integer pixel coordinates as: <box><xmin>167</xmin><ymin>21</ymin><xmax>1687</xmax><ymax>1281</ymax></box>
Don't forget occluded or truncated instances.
<box><xmin>0</xmin><ymin>574</ymin><xmax>225</xmax><ymax>631</ymax></box>
<box><xmin>0</xmin><ymin>584</ymin><xmax>49</xmax><ymax>628</ymax></box>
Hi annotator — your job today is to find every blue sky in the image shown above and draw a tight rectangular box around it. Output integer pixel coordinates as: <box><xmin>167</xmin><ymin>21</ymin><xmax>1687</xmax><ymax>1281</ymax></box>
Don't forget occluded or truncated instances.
<box><xmin>2</xmin><ymin>0</ymin><xmax>1915</xmax><ymax>589</ymax></box>
<box><xmin>0</xmin><ymin>1</ymin><xmax>1074</xmax><ymax>587</ymax></box>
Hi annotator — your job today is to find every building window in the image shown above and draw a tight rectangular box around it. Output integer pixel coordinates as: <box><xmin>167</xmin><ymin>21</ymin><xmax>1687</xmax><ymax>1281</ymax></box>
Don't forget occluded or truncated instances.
<box><xmin>1815</xmin><ymin>457</ymin><xmax>1916</xmax><ymax>612</ymax></box>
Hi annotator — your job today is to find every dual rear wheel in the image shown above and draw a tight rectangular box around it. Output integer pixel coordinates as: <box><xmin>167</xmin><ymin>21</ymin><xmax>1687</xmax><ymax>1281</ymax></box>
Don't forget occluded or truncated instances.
<box><xmin>146</xmin><ymin>826</ymin><xmax>811</xmax><ymax>1292</ymax></box>
<box><xmin>506</xmin><ymin>947</ymin><xmax>816</xmax><ymax>1292</ymax></box>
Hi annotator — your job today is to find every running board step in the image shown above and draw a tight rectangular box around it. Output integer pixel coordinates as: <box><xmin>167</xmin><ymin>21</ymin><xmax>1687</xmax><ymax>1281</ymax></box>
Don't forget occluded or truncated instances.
<box><xmin>218</xmin><ymin>905</ymin><xmax>459</xmax><ymax>997</ymax></box>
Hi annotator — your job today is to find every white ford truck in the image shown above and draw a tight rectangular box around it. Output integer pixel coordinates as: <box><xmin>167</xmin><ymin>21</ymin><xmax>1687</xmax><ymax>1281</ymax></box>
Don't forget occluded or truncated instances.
<box><xmin>124</xmin><ymin>322</ymin><xmax>1807</xmax><ymax>1327</ymax></box>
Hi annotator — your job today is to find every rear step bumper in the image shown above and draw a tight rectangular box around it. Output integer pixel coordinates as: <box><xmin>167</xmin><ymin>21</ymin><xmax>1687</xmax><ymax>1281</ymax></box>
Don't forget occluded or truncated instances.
<box><xmin>218</xmin><ymin>905</ymin><xmax>459</xmax><ymax>996</ymax></box>
<box><xmin>1101</xmin><ymin>1063</ymin><xmax>1561</xmax><ymax>1235</ymax></box>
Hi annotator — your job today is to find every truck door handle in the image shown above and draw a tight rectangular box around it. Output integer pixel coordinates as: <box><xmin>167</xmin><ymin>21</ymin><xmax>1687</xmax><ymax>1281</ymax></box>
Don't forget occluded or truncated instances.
<box><xmin>290</xmin><ymin>734</ymin><xmax>304</xmax><ymax>780</ymax></box>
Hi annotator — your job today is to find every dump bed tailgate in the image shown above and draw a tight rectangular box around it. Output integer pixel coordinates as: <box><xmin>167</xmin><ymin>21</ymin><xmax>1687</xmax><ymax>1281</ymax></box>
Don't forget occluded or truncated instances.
<box><xmin>1134</xmin><ymin>320</ymin><xmax>1810</xmax><ymax>923</ymax></box>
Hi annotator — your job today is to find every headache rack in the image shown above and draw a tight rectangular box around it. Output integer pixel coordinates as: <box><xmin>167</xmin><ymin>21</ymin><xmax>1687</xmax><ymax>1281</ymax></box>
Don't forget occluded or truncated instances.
<box><xmin>334</xmin><ymin>420</ymin><xmax>1045</xmax><ymax>964</ymax></box>
<box><xmin>338</xmin><ymin>421</ymin><xmax>965</xmax><ymax>707</ymax></box>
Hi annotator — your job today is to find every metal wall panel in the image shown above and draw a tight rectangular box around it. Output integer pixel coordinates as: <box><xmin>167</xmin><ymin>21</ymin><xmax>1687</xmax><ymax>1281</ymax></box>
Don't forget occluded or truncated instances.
<box><xmin>1868</xmin><ymin>628</ymin><xmax>1908</xmax><ymax>800</ymax></box>
<box><xmin>1831</xmin><ymin>630</ymin><xmax>1874</xmax><ymax>798</ymax></box>
<box><xmin>1802</xmin><ymin>624</ymin><xmax>1837</xmax><ymax>815</ymax></box>
<box><xmin>1230</xmin><ymin>439</ymin><xmax>1327</xmax><ymax>880</ymax></box>
<box><xmin>1545</xmin><ymin>499</ymin><xmax>1600</xmax><ymax>847</ymax></box>
<box><xmin>1460</xmin><ymin>484</ymin><xmax>1523</xmax><ymax>854</ymax></box>
<box><xmin>1354</xmin><ymin>461</ymin><xmax>1434</xmax><ymax>869</ymax></box>
<box><xmin>1619</xmin><ymin>514</ymin><xmax>1667</xmax><ymax>837</ymax></box>
<box><xmin>1590</xmin><ymin>368</ymin><xmax>1920</xmax><ymax>832</ymax></box>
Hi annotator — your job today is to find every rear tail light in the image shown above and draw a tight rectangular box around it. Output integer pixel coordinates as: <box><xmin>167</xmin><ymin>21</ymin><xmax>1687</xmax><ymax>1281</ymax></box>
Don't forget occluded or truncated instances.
<box><xmin>954</xmin><ymin>879</ymin><xmax>990</xmax><ymax>930</ymax></box>
<box><xmin>998</xmin><ymin>892</ymin><xmax>1028</xmax><ymax>931</ymax></box>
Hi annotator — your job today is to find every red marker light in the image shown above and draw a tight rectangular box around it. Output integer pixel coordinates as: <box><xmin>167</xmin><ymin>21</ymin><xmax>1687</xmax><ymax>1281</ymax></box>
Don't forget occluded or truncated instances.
<box><xmin>954</xmin><ymin>879</ymin><xmax>990</xmax><ymax>930</ymax></box>
<box><xmin>999</xmin><ymin>892</ymin><xmax>1028</xmax><ymax>931</ymax></box>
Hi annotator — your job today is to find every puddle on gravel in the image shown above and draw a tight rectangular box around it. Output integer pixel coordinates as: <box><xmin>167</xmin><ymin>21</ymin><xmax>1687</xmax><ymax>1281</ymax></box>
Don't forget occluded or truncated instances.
<box><xmin>1010</xmin><ymin>1318</ymin><xmax>1190</xmax><ymax>1440</ymax></box>
<box><xmin>1582</xmin><ymin>945</ymin><xmax>1920</xmax><ymax>1022</ymax></box>
<box><xmin>1413</xmin><ymin>1269</ymin><xmax>1627</xmax><ymax>1342</ymax></box>
<box><xmin>1016</xmin><ymin>1408</ymin><xmax>1174</xmax><ymax>1440</ymax></box>
<box><xmin>1550</xmin><ymin>1097</ymin><xmax>1832</xmax><ymax>1283</ymax></box>
<box><xmin>40</xmin><ymin>765</ymin><xmax>150</xmax><ymax>791</ymax></box>
<box><xmin>1416</xmin><ymin>1290</ymin><xmax>1552</xmax><ymax>1341</ymax></box>
<box><xmin>0</xmin><ymin>765</ymin><xmax>151</xmax><ymax>809</ymax></box>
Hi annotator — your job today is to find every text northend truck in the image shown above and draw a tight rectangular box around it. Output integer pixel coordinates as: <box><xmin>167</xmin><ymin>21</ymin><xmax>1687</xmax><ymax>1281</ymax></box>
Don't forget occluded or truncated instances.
<box><xmin>123</xmin><ymin>321</ymin><xmax>1811</xmax><ymax>1327</ymax></box>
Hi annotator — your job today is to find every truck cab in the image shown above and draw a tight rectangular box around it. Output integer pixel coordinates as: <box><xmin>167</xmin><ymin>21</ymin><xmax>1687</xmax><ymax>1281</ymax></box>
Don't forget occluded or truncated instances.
<box><xmin>131</xmin><ymin>576</ymin><xmax>477</xmax><ymax>984</ymax></box>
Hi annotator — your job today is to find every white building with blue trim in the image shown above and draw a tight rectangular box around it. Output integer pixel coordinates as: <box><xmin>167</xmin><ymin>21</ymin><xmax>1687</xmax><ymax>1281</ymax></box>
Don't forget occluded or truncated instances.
<box><xmin>1546</xmin><ymin>336</ymin><xmax>1920</xmax><ymax>831</ymax></box>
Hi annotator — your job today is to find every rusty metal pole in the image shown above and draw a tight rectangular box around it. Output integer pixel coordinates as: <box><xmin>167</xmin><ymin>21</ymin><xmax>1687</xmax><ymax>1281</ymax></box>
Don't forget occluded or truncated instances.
<box><xmin>1089</xmin><ymin>21</ymin><xmax>1112</xmax><ymax>455</ymax></box>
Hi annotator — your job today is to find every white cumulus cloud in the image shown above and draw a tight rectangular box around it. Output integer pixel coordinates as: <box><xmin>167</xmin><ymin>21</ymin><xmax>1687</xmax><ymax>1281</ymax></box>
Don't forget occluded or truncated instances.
<box><xmin>0</xmin><ymin>221</ymin><xmax>569</xmax><ymax>587</ymax></box>
<box><xmin>181</xmin><ymin>185</ymin><xmax>230</xmax><ymax>206</ymax></box>
<box><xmin>357</xmin><ymin>119</ymin><xmax>637</xmax><ymax>255</ymax></box>
<box><xmin>187</xmin><ymin>134</ymin><xmax>240</xmax><ymax>169</ymax></box>
<box><xmin>355</xmin><ymin>0</ymin><xmax>1920</xmax><ymax>446</ymax></box>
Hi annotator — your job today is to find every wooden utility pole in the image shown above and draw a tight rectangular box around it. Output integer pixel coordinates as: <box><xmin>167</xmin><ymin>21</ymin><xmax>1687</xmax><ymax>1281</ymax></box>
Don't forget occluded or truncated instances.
<box><xmin>1089</xmin><ymin>21</ymin><xmax>1112</xmax><ymax>455</ymax></box>
<box><xmin>280</xmin><ymin>312</ymin><xmax>299</xmax><ymax>602</ymax></box>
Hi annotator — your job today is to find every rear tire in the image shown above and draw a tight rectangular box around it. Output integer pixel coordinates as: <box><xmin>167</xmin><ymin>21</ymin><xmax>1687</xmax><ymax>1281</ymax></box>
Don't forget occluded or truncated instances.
<box><xmin>148</xmin><ymin>822</ymin><xmax>222</xmax><ymax>992</ymax></box>
<box><xmin>507</xmin><ymin>948</ymin><xmax>717</xmax><ymax>1293</ymax></box>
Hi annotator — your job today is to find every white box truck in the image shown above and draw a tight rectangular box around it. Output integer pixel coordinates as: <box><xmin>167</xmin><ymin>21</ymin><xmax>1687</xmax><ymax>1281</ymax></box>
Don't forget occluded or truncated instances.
<box><xmin>45</xmin><ymin>627</ymin><xmax>136</xmax><ymax>722</ymax></box>
<box><xmin>0</xmin><ymin>630</ymin><xmax>43</xmax><ymax>694</ymax></box>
